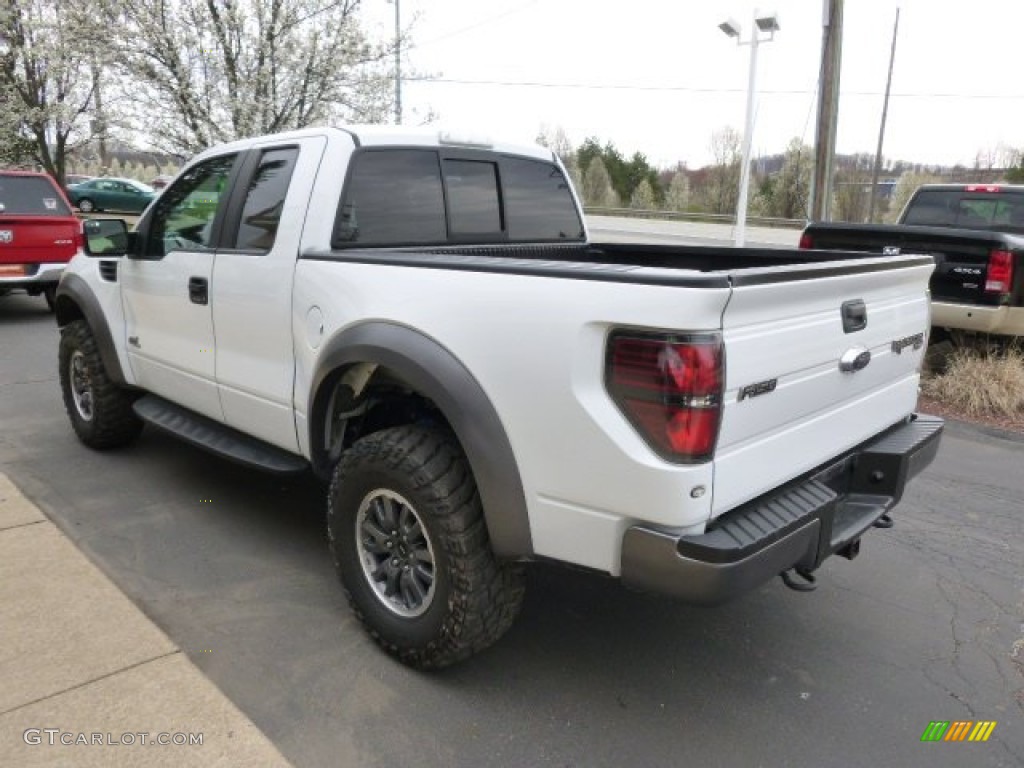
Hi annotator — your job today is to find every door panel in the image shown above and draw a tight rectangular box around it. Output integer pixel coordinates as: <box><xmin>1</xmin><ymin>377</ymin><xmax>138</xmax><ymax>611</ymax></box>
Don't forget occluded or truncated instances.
<box><xmin>213</xmin><ymin>138</ymin><xmax>324</xmax><ymax>451</ymax></box>
<box><xmin>121</xmin><ymin>153</ymin><xmax>239</xmax><ymax>421</ymax></box>
<box><xmin>121</xmin><ymin>252</ymin><xmax>221</xmax><ymax>419</ymax></box>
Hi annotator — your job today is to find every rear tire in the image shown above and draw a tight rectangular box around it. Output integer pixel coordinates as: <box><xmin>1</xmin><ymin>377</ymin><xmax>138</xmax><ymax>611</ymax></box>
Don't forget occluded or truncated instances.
<box><xmin>77</xmin><ymin>198</ymin><xmax>95</xmax><ymax>213</ymax></box>
<box><xmin>59</xmin><ymin>319</ymin><xmax>142</xmax><ymax>448</ymax></box>
<box><xmin>328</xmin><ymin>426</ymin><xmax>524</xmax><ymax>669</ymax></box>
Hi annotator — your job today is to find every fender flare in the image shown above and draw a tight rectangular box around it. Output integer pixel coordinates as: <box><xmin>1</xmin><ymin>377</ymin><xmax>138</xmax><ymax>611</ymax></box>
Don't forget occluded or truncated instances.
<box><xmin>309</xmin><ymin>322</ymin><xmax>532</xmax><ymax>558</ymax></box>
<box><xmin>55</xmin><ymin>273</ymin><xmax>127</xmax><ymax>386</ymax></box>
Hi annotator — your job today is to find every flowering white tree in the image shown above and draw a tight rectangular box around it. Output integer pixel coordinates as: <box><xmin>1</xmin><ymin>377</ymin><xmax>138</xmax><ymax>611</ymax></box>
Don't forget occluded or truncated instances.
<box><xmin>0</xmin><ymin>1</ymin><xmax>106</xmax><ymax>181</ymax></box>
<box><xmin>582</xmin><ymin>156</ymin><xmax>618</xmax><ymax>208</ymax></box>
<box><xmin>664</xmin><ymin>171</ymin><xmax>690</xmax><ymax>212</ymax></box>
<box><xmin>629</xmin><ymin>178</ymin><xmax>655</xmax><ymax>210</ymax></box>
<box><xmin>111</xmin><ymin>0</ymin><xmax>396</xmax><ymax>155</ymax></box>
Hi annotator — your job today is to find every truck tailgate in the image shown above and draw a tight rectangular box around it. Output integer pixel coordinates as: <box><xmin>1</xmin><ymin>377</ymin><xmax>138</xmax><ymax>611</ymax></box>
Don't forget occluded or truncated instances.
<box><xmin>712</xmin><ymin>257</ymin><xmax>934</xmax><ymax>516</ymax></box>
<box><xmin>0</xmin><ymin>215</ymin><xmax>80</xmax><ymax>266</ymax></box>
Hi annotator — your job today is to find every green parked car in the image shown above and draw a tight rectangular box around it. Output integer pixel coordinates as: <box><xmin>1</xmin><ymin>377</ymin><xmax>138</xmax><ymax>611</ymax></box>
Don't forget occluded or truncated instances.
<box><xmin>68</xmin><ymin>177</ymin><xmax>157</xmax><ymax>214</ymax></box>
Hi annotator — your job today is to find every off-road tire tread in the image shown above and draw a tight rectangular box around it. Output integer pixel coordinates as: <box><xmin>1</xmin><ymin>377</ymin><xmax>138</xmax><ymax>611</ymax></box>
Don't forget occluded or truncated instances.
<box><xmin>59</xmin><ymin>319</ymin><xmax>142</xmax><ymax>449</ymax></box>
<box><xmin>328</xmin><ymin>425</ymin><xmax>524</xmax><ymax>669</ymax></box>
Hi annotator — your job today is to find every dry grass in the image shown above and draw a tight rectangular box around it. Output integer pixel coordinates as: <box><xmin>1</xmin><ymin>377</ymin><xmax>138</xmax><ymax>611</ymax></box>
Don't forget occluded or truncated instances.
<box><xmin>922</xmin><ymin>344</ymin><xmax>1024</xmax><ymax>419</ymax></box>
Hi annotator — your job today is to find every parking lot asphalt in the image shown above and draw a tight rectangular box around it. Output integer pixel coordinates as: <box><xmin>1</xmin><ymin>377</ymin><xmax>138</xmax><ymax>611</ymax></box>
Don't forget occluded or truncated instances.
<box><xmin>1</xmin><ymin>291</ymin><xmax>1022</xmax><ymax>768</ymax></box>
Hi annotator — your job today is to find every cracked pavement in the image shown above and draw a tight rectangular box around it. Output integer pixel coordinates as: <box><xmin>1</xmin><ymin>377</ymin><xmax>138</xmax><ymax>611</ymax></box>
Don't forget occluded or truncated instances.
<box><xmin>1</xmin><ymin>292</ymin><xmax>1021</xmax><ymax>767</ymax></box>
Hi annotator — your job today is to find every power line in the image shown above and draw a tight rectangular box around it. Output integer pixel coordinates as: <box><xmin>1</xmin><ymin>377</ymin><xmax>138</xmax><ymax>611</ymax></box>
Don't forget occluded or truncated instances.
<box><xmin>405</xmin><ymin>1</ymin><xmax>540</xmax><ymax>51</ymax></box>
<box><xmin>404</xmin><ymin>76</ymin><xmax>1024</xmax><ymax>100</ymax></box>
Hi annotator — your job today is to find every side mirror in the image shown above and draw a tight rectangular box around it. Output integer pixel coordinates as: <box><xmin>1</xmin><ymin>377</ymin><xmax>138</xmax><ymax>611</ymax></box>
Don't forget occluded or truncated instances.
<box><xmin>83</xmin><ymin>218</ymin><xmax>131</xmax><ymax>257</ymax></box>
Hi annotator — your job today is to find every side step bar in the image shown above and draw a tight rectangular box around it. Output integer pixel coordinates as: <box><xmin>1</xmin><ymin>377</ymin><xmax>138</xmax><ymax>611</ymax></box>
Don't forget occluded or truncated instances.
<box><xmin>133</xmin><ymin>395</ymin><xmax>309</xmax><ymax>475</ymax></box>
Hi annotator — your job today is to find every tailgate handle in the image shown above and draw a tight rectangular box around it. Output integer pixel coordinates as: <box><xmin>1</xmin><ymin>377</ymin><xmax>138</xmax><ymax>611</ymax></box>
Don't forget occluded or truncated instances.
<box><xmin>841</xmin><ymin>299</ymin><xmax>867</xmax><ymax>333</ymax></box>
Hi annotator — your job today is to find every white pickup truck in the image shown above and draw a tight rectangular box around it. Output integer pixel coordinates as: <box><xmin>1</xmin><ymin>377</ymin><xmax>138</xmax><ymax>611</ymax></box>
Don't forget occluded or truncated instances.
<box><xmin>55</xmin><ymin>126</ymin><xmax>943</xmax><ymax>668</ymax></box>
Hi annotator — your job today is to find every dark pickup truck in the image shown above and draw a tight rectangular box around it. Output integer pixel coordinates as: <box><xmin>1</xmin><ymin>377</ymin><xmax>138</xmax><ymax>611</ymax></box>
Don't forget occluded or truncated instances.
<box><xmin>800</xmin><ymin>184</ymin><xmax>1024</xmax><ymax>338</ymax></box>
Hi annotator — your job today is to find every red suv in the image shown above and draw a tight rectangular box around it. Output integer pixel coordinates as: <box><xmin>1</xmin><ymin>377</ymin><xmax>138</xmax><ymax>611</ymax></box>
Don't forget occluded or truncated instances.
<box><xmin>0</xmin><ymin>171</ymin><xmax>82</xmax><ymax>311</ymax></box>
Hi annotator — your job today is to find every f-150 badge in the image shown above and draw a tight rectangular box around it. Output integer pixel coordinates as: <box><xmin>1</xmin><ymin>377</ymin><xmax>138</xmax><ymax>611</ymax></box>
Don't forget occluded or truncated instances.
<box><xmin>738</xmin><ymin>378</ymin><xmax>778</xmax><ymax>401</ymax></box>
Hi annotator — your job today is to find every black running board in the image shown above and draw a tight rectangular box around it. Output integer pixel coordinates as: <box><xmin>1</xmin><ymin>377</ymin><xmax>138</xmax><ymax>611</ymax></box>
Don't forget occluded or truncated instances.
<box><xmin>133</xmin><ymin>395</ymin><xmax>309</xmax><ymax>475</ymax></box>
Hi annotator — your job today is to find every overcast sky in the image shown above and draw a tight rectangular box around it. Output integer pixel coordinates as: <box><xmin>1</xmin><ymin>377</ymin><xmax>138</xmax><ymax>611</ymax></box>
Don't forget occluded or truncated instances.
<box><xmin>364</xmin><ymin>0</ymin><xmax>1024</xmax><ymax>170</ymax></box>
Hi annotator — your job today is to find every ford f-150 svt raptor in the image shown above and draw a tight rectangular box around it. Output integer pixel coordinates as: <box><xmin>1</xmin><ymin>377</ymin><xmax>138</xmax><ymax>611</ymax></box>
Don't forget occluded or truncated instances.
<box><xmin>55</xmin><ymin>126</ymin><xmax>943</xmax><ymax>668</ymax></box>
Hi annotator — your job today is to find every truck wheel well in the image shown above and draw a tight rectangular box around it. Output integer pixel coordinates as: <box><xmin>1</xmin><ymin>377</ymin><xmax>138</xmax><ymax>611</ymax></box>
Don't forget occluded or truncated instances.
<box><xmin>316</xmin><ymin>364</ymin><xmax>454</xmax><ymax>477</ymax></box>
<box><xmin>55</xmin><ymin>295</ymin><xmax>85</xmax><ymax>327</ymax></box>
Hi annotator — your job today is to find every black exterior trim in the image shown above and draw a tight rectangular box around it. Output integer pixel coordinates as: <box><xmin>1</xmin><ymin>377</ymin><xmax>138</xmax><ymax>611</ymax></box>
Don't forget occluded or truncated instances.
<box><xmin>302</xmin><ymin>248</ymin><xmax>732</xmax><ymax>288</ymax></box>
<box><xmin>133</xmin><ymin>394</ymin><xmax>309</xmax><ymax>475</ymax></box>
<box><xmin>302</xmin><ymin>247</ymin><xmax>935</xmax><ymax>289</ymax></box>
<box><xmin>728</xmin><ymin>255</ymin><xmax>936</xmax><ymax>286</ymax></box>
<box><xmin>55</xmin><ymin>272</ymin><xmax>127</xmax><ymax>385</ymax></box>
<box><xmin>620</xmin><ymin>414</ymin><xmax>944</xmax><ymax>604</ymax></box>
<box><xmin>309</xmin><ymin>322</ymin><xmax>532</xmax><ymax>558</ymax></box>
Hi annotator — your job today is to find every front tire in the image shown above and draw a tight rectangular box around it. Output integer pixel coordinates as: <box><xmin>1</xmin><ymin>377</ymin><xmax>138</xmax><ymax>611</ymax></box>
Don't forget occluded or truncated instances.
<box><xmin>77</xmin><ymin>198</ymin><xmax>95</xmax><ymax>213</ymax></box>
<box><xmin>328</xmin><ymin>426</ymin><xmax>524</xmax><ymax>669</ymax></box>
<box><xmin>59</xmin><ymin>319</ymin><xmax>142</xmax><ymax>448</ymax></box>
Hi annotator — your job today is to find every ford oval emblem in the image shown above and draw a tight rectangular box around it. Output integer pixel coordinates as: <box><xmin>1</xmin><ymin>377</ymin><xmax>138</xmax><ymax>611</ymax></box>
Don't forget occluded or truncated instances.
<box><xmin>839</xmin><ymin>347</ymin><xmax>872</xmax><ymax>373</ymax></box>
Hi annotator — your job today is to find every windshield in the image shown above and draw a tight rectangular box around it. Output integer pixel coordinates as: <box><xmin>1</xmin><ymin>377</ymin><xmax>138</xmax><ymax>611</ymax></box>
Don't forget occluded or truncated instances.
<box><xmin>0</xmin><ymin>174</ymin><xmax>73</xmax><ymax>216</ymax></box>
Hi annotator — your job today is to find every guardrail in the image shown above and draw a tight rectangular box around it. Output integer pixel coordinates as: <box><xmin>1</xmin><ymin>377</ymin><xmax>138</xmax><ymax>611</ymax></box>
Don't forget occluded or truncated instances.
<box><xmin>583</xmin><ymin>207</ymin><xmax>806</xmax><ymax>230</ymax></box>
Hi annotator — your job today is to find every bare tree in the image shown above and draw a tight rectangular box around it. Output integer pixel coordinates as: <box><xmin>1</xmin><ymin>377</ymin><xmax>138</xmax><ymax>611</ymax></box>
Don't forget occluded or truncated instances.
<box><xmin>692</xmin><ymin>127</ymin><xmax>740</xmax><ymax>214</ymax></box>
<box><xmin>111</xmin><ymin>0</ymin><xmax>395</xmax><ymax>155</ymax></box>
<box><xmin>0</xmin><ymin>0</ymin><xmax>106</xmax><ymax>183</ymax></box>
<box><xmin>536</xmin><ymin>124</ymin><xmax>573</xmax><ymax>162</ymax></box>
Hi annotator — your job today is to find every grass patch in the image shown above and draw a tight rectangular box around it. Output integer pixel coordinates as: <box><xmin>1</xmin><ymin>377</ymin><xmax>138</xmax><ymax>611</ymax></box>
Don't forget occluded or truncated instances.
<box><xmin>922</xmin><ymin>344</ymin><xmax>1024</xmax><ymax>419</ymax></box>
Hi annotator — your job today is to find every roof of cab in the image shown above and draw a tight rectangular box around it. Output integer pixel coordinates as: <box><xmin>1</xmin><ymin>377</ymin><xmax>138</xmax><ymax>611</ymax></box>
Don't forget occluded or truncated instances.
<box><xmin>188</xmin><ymin>125</ymin><xmax>555</xmax><ymax>164</ymax></box>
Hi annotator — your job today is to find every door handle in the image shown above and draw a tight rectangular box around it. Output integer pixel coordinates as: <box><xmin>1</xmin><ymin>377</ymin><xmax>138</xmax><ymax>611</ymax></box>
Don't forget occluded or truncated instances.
<box><xmin>188</xmin><ymin>276</ymin><xmax>208</xmax><ymax>305</ymax></box>
<box><xmin>840</xmin><ymin>299</ymin><xmax>867</xmax><ymax>333</ymax></box>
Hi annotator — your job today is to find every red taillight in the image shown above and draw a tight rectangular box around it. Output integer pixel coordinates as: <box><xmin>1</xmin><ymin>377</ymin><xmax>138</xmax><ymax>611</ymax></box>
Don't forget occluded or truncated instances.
<box><xmin>798</xmin><ymin>232</ymin><xmax>813</xmax><ymax>250</ymax></box>
<box><xmin>985</xmin><ymin>249</ymin><xmax>1014</xmax><ymax>295</ymax></box>
<box><xmin>966</xmin><ymin>185</ymin><xmax>1001</xmax><ymax>193</ymax></box>
<box><xmin>606</xmin><ymin>334</ymin><xmax>723</xmax><ymax>462</ymax></box>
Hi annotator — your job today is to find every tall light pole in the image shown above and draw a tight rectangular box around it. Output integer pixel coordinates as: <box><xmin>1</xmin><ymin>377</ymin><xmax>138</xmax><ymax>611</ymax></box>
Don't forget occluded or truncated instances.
<box><xmin>388</xmin><ymin>0</ymin><xmax>402</xmax><ymax>124</ymax></box>
<box><xmin>719</xmin><ymin>12</ymin><xmax>780</xmax><ymax>247</ymax></box>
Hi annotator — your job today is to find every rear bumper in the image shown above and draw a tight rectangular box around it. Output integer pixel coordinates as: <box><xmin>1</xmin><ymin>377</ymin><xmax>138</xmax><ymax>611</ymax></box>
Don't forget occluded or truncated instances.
<box><xmin>620</xmin><ymin>414</ymin><xmax>943</xmax><ymax>605</ymax></box>
<box><xmin>931</xmin><ymin>301</ymin><xmax>1024</xmax><ymax>336</ymax></box>
<box><xmin>0</xmin><ymin>262</ymin><xmax>66</xmax><ymax>290</ymax></box>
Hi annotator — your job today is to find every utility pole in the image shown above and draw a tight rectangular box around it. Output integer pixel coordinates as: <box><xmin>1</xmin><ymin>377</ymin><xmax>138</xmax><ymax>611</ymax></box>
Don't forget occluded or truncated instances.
<box><xmin>809</xmin><ymin>0</ymin><xmax>843</xmax><ymax>221</ymax></box>
<box><xmin>868</xmin><ymin>8</ymin><xmax>900</xmax><ymax>224</ymax></box>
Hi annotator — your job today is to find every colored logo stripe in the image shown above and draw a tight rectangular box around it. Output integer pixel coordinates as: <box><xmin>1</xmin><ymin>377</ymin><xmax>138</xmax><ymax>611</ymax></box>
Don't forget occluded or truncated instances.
<box><xmin>921</xmin><ymin>721</ymin><xmax>997</xmax><ymax>743</ymax></box>
<box><xmin>969</xmin><ymin>722</ymin><xmax>997</xmax><ymax>742</ymax></box>
<box><xmin>944</xmin><ymin>721</ymin><xmax>972</xmax><ymax>741</ymax></box>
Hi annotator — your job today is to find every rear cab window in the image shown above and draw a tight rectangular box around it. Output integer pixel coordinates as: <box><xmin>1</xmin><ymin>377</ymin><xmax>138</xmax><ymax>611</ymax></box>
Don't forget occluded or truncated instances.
<box><xmin>0</xmin><ymin>175</ymin><xmax>73</xmax><ymax>216</ymax></box>
<box><xmin>332</xmin><ymin>148</ymin><xmax>583</xmax><ymax>248</ymax></box>
<box><xmin>903</xmin><ymin>188</ymin><xmax>1024</xmax><ymax>231</ymax></box>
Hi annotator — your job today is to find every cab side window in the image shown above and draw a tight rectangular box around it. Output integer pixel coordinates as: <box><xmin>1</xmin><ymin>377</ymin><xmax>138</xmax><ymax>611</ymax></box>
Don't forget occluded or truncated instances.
<box><xmin>233</xmin><ymin>147</ymin><xmax>299</xmax><ymax>251</ymax></box>
<box><xmin>144</xmin><ymin>155</ymin><xmax>237</xmax><ymax>257</ymax></box>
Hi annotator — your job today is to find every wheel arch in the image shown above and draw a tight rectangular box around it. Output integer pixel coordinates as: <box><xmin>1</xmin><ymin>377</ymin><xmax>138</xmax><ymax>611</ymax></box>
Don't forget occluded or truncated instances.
<box><xmin>55</xmin><ymin>273</ymin><xmax>127</xmax><ymax>386</ymax></box>
<box><xmin>309</xmin><ymin>322</ymin><xmax>532</xmax><ymax>558</ymax></box>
